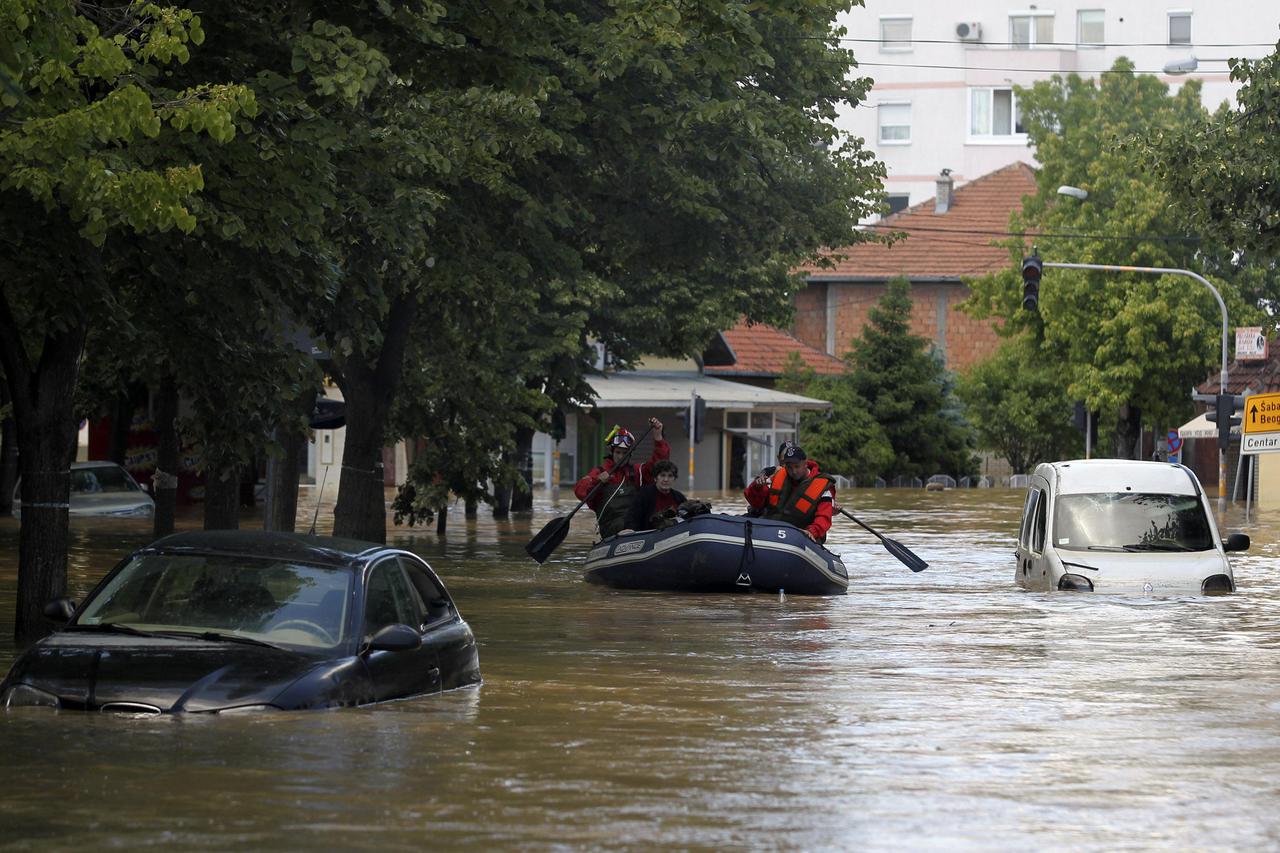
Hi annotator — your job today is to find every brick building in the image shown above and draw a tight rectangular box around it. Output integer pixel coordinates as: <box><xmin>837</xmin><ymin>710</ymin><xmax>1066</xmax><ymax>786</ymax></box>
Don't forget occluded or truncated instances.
<box><xmin>793</xmin><ymin>161</ymin><xmax>1037</xmax><ymax>371</ymax></box>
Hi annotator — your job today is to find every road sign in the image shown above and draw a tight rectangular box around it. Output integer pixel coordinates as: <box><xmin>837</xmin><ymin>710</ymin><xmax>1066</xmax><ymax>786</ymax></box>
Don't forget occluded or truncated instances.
<box><xmin>1242</xmin><ymin>391</ymin><xmax>1280</xmax><ymax>454</ymax></box>
<box><xmin>1166</xmin><ymin>429</ymin><xmax>1182</xmax><ymax>454</ymax></box>
<box><xmin>1244</xmin><ymin>391</ymin><xmax>1280</xmax><ymax>435</ymax></box>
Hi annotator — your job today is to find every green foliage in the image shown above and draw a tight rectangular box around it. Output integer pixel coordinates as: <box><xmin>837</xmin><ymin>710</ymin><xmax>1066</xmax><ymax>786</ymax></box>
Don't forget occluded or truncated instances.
<box><xmin>0</xmin><ymin>1</ymin><xmax>255</xmax><ymax>244</ymax></box>
<box><xmin>847</xmin><ymin>279</ymin><xmax>976</xmax><ymax>479</ymax></box>
<box><xmin>956</xmin><ymin>336</ymin><xmax>1082</xmax><ymax>474</ymax></box>
<box><xmin>1146</xmin><ymin>38</ymin><xmax>1280</xmax><ymax>276</ymax></box>
<box><xmin>963</xmin><ymin>58</ymin><xmax>1273</xmax><ymax>442</ymax></box>
<box><xmin>781</xmin><ymin>280</ymin><xmax>977</xmax><ymax>481</ymax></box>
<box><xmin>777</xmin><ymin>354</ymin><xmax>894</xmax><ymax>485</ymax></box>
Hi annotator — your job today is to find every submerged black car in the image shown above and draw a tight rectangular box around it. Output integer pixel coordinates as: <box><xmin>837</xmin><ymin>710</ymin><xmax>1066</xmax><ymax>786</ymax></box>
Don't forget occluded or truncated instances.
<box><xmin>0</xmin><ymin>531</ymin><xmax>481</xmax><ymax>713</ymax></box>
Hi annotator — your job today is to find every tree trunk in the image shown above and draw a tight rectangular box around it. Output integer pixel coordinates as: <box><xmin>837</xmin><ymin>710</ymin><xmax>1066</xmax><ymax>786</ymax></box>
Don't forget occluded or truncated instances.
<box><xmin>106</xmin><ymin>391</ymin><xmax>133</xmax><ymax>465</ymax></box>
<box><xmin>331</xmin><ymin>291</ymin><xmax>418</xmax><ymax>544</ymax></box>
<box><xmin>510</xmin><ymin>425</ymin><xmax>534</xmax><ymax>511</ymax></box>
<box><xmin>266</xmin><ymin>388</ymin><xmax>316</xmax><ymax>533</ymax></box>
<box><xmin>203</xmin><ymin>464</ymin><xmax>241</xmax><ymax>530</ymax></box>
<box><xmin>464</xmin><ymin>497</ymin><xmax>477</xmax><ymax>519</ymax></box>
<box><xmin>152</xmin><ymin>375</ymin><xmax>180</xmax><ymax>538</ymax></box>
<box><xmin>1113</xmin><ymin>404</ymin><xmax>1142</xmax><ymax>460</ymax></box>
<box><xmin>492</xmin><ymin>482</ymin><xmax>511</xmax><ymax>519</ymax></box>
<box><xmin>0</xmin><ymin>324</ymin><xmax>85</xmax><ymax>645</ymax></box>
<box><xmin>0</xmin><ymin>384</ymin><xmax>17</xmax><ymax>515</ymax></box>
<box><xmin>436</xmin><ymin>506</ymin><xmax>447</xmax><ymax>535</ymax></box>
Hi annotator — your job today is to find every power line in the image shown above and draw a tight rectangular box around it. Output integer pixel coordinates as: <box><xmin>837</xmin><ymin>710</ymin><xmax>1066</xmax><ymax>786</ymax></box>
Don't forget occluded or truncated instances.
<box><xmin>852</xmin><ymin>59</ymin><xmax>1239</xmax><ymax>75</ymax></box>
<box><xmin>859</xmin><ymin>222</ymin><xmax>1200</xmax><ymax>242</ymax></box>
<box><xmin>789</xmin><ymin>35</ymin><xmax>1277</xmax><ymax>50</ymax></box>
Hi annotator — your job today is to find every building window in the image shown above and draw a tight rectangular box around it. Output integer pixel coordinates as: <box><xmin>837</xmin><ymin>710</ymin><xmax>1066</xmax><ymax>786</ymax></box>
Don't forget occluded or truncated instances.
<box><xmin>880</xmin><ymin>16</ymin><xmax>912</xmax><ymax>51</ymax></box>
<box><xmin>886</xmin><ymin>194</ymin><xmax>910</xmax><ymax>215</ymax></box>
<box><xmin>1168</xmin><ymin>11</ymin><xmax>1191</xmax><ymax>45</ymax></box>
<box><xmin>969</xmin><ymin>87</ymin><xmax>1025</xmax><ymax>138</ymax></box>
<box><xmin>878</xmin><ymin>102</ymin><xmax>911</xmax><ymax>144</ymax></box>
<box><xmin>1077</xmin><ymin>10</ymin><xmax>1104</xmax><ymax>46</ymax></box>
<box><xmin>1009</xmin><ymin>12</ymin><xmax>1054</xmax><ymax>48</ymax></box>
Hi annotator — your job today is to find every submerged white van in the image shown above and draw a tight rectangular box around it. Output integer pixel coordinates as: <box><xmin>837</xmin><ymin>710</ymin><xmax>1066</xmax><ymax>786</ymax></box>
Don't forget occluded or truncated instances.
<box><xmin>1015</xmin><ymin>459</ymin><xmax>1249</xmax><ymax>594</ymax></box>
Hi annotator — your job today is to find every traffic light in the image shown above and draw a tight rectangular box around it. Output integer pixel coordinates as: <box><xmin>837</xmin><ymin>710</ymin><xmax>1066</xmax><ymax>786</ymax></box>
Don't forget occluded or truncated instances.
<box><xmin>1021</xmin><ymin>254</ymin><xmax>1043</xmax><ymax>311</ymax></box>
<box><xmin>690</xmin><ymin>394</ymin><xmax>706</xmax><ymax>443</ymax></box>
<box><xmin>1205</xmin><ymin>393</ymin><xmax>1245</xmax><ymax>450</ymax></box>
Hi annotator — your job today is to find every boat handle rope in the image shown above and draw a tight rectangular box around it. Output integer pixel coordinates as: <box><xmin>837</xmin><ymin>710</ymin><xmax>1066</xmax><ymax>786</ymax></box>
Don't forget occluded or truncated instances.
<box><xmin>737</xmin><ymin>520</ymin><xmax>756</xmax><ymax>574</ymax></box>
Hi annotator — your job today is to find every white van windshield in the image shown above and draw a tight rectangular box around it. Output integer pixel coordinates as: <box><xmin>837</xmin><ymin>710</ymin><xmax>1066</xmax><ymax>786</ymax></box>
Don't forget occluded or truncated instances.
<box><xmin>1053</xmin><ymin>493</ymin><xmax>1214</xmax><ymax>552</ymax></box>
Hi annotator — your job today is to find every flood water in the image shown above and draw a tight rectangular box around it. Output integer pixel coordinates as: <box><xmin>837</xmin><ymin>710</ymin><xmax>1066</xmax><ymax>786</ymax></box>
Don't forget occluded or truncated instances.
<box><xmin>2</xmin><ymin>489</ymin><xmax>1280</xmax><ymax>849</ymax></box>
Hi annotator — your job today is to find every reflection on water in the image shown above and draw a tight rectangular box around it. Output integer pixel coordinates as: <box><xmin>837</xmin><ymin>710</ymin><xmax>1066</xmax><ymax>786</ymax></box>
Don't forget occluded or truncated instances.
<box><xmin>1</xmin><ymin>490</ymin><xmax>1280</xmax><ymax>848</ymax></box>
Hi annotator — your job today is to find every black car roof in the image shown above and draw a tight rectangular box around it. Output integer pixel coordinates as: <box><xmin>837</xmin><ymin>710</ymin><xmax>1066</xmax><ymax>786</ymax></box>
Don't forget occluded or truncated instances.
<box><xmin>144</xmin><ymin>530</ymin><xmax>389</xmax><ymax>567</ymax></box>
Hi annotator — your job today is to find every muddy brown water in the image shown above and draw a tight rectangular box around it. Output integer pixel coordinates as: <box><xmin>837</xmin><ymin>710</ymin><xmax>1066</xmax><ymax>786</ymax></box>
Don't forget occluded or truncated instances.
<box><xmin>1</xmin><ymin>489</ymin><xmax>1279</xmax><ymax>850</ymax></box>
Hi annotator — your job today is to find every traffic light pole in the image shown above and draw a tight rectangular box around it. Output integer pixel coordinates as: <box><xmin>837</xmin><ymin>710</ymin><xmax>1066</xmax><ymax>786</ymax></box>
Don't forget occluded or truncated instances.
<box><xmin>1042</xmin><ymin>262</ymin><xmax>1229</xmax><ymax>510</ymax></box>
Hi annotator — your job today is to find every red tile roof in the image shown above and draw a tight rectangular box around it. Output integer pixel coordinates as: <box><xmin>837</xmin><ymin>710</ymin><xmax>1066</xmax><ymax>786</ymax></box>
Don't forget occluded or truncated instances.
<box><xmin>706</xmin><ymin>321</ymin><xmax>846</xmax><ymax>378</ymax></box>
<box><xmin>803</xmin><ymin>162</ymin><xmax>1039</xmax><ymax>280</ymax></box>
<box><xmin>1196</xmin><ymin>340</ymin><xmax>1280</xmax><ymax>395</ymax></box>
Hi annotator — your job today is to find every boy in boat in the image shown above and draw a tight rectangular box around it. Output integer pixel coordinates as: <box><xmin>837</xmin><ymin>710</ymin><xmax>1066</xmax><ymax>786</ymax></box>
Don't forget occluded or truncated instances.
<box><xmin>617</xmin><ymin>460</ymin><xmax>687</xmax><ymax>534</ymax></box>
<box><xmin>574</xmin><ymin>417</ymin><xmax>668</xmax><ymax>539</ymax></box>
<box><xmin>743</xmin><ymin>443</ymin><xmax>834</xmax><ymax>543</ymax></box>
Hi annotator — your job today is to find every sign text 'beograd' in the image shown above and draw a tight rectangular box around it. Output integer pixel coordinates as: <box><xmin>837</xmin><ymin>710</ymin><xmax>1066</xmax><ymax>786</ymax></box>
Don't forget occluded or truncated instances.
<box><xmin>1245</xmin><ymin>392</ymin><xmax>1280</xmax><ymax>435</ymax></box>
<box><xmin>1242</xmin><ymin>391</ymin><xmax>1280</xmax><ymax>455</ymax></box>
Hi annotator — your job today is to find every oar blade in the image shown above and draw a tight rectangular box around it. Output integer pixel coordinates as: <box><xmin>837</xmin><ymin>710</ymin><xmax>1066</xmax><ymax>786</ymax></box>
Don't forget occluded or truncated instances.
<box><xmin>526</xmin><ymin>515</ymin><xmax>572</xmax><ymax>564</ymax></box>
<box><xmin>880</xmin><ymin>536</ymin><xmax>928</xmax><ymax>572</ymax></box>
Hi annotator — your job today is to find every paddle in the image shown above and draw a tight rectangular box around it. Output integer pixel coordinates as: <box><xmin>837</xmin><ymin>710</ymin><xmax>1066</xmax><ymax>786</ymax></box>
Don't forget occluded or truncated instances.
<box><xmin>525</xmin><ymin>423</ymin><xmax>656</xmax><ymax>564</ymax></box>
<box><xmin>837</xmin><ymin>508</ymin><xmax>928</xmax><ymax>572</ymax></box>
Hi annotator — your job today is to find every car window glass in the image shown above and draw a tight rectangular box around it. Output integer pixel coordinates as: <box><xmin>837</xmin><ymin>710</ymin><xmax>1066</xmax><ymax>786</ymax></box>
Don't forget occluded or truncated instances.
<box><xmin>1018</xmin><ymin>488</ymin><xmax>1039</xmax><ymax>548</ymax></box>
<box><xmin>1053</xmin><ymin>492</ymin><xmax>1214</xmax><ymax>552</ymax></box>
<box><xmin>76</xmin><ymin>554</ymin><xmax>351</xmax><ymax>649</ymax></box>
<box><xmin>1031</xmin><ymin>489</ymin><xmax>1047</xmax><ymax>553</ymax></box>
<box><xmin>400</xmin><ymin>558</ymin><xmax>452</xmax><ymax>626</ymax></box>
<box><xmin>364</xmin><ymin>560</ymin><xmax>418</xmax><ymax>636</ymax></box>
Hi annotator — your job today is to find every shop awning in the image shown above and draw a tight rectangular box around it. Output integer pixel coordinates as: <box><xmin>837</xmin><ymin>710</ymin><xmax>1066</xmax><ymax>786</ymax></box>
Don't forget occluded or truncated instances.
<box><xmin>1176</xmin><ymin>412</ymin><xmax>1240</xmax><ymax>439</ymax></box>
<box><xmin>583</xmin><ymin>370</ymin><xmax>831</xmax><ymax>411</ymax></box>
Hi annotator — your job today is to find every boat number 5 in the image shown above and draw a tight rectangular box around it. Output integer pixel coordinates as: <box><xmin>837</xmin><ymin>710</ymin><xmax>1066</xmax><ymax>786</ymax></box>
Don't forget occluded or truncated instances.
<box><xmin>777</xmin><ymin>530</ymin><xmax>787</xmax><ymax>539</ymax></box>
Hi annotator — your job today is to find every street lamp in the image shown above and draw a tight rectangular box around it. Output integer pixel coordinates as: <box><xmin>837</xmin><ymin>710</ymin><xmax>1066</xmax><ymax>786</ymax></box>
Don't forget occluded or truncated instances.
<box><xmin>1163</xmin><ymin>56</ymin><xmax>1200</xmax><ymax>75</ymax></box>
<box><xmin>1057</xmin><ymin>185</ymin><xmax>1088</xmax><ymax>200</ymax></box>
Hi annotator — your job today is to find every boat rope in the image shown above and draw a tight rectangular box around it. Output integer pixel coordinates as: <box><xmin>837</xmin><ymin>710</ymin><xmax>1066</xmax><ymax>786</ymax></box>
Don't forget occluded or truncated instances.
<box><xmin>736</xmin><ymin>520</ymin><xmax>756</xmax><ymax>582</ymax></box>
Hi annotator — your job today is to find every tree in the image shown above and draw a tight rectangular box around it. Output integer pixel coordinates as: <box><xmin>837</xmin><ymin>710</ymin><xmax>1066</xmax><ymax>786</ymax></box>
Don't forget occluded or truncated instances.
<box><xmin>957</xmin><ymin>337</ymin><xmax>1082</xmax><ymax>474</ymax></box>
<box><xmin>963</xmin><ymin>59</ymin><xmax>1271</xmax><ymax>458</ymax></box>
<box><xmin>1147</xmin><ymin>38</ymin><xmax>1280</xmax><ymax>284</ymax></box>
<box><xmin>0</xmin><ymin>1</ymin><xmax>254</xmax><ymax>643</ymax></box>
<box><xmin>845</xmin><ymin>279</ymin><xmax>976</xmax><ymax>480</ymax></box>
<box><xmin>777</xmin><ymin>354</ymin><xmax>893</xmax><ymax>484</ymax></box>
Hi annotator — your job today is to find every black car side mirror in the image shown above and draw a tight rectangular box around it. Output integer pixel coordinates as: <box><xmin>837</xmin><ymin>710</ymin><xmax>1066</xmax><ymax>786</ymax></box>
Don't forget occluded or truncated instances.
<box><xmin>365</xmin><ymin>623</ymin><xmax>422</xmax><ymax>653</ymax></box>
<box><xmin>42</xmin><ymin>598</ymin><xmax>76</xmax><ymax>623</ymax></box>
<box><xmin>1224</xmin><ymin>533</ymin><xmax>1251</xmax><ymax>552</ymax></box>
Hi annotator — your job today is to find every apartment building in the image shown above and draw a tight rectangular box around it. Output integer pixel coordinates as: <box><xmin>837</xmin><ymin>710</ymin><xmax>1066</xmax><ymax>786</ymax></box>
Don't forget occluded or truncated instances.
<box><xmin>836</xmin><ymin>1</ymin><xmax>1280</xmax><ymax>214</ymax></box>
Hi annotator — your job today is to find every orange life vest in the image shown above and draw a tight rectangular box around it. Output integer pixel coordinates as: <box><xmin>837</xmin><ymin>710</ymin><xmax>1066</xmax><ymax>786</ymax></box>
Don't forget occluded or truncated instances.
<box><xmin>764</xmin><ymin>468</ymin><xmax>833</xmax><ymax>529</ymax></box>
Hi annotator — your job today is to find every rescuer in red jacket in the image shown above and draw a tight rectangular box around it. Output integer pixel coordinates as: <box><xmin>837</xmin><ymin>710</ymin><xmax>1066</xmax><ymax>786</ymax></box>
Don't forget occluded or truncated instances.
<box><xmin>743</xmin><ymin>443</ymin><xmax>834</xmax><ymax>542</ymax></box>
<box><xmin>573</xmin><ymin>417</ymin><xmax>669</xmax><ymax>539</ymax></box>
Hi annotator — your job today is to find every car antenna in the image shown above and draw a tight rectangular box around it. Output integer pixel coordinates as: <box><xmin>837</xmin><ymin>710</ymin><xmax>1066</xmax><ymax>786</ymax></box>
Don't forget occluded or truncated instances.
<box><xmin>307</xmin><ymin>464</ymin><xmax>330</xmax><ymax>536</ymax></box>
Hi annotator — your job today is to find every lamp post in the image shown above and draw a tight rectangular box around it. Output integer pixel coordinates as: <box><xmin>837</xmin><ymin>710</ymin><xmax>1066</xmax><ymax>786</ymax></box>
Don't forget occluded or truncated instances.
<box><xmin>1057</xmin><ymin>185</ymin><xmax>1088</xmax><ymax>201</ymax></box>
<box><xmin>1163</xmin><ymin>56</ymin><xmax>1234</xmax><ymax>75</ymax></box>
<box><xmin>1041</xmin><ymin>261</ymin><xmax>1230</xmax><ymax>511</ymax></box>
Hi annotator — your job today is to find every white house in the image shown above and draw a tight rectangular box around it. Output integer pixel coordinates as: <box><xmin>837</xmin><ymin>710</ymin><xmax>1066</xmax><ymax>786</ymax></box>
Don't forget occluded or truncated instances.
<box><xmin>837</xmin><ymin>1</ymin><xmax>1279</xmax><ymax>215</ymax></box>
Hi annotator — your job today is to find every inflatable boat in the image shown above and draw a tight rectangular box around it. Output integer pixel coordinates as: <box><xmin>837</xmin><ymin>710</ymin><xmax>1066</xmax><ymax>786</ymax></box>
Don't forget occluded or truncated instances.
<box><xmin>583</xmin><ymin>513</ymin><xmax>848</xmax><ymax>595</ymax></box>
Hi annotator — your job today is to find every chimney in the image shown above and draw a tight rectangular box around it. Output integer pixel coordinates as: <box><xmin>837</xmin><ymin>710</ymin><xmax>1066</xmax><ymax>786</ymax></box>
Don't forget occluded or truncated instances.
<box><xmin>935</xmin><ymin>169</ymin><xmax>954</xmax><ymax>214</ymax></box>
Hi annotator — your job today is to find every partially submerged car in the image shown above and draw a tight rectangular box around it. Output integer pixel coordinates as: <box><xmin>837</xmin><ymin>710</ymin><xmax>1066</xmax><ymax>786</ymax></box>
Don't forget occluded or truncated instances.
<box><xmin>0</xmin><ymin>531</ymin><xmax>481</xmax><ymax>713</ymax></box>
<box><xmin>13</xmin><ymin>461</ymin><xmax>154</xmax><ymax>519</ymax></box>
<box><xmin>1015</xmin><ymin>459</ymin><xmax>1248</xmax><ymax>595</ymax></box>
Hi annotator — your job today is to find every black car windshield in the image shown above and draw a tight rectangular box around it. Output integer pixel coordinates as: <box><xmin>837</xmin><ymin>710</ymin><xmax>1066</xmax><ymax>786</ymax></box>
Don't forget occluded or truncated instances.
<box><xmin>76</xmin><ymin>553</ymin><xmax>353</xmax><ymax>650</ymax></box>
<box><xmin>72</xmin><ymin>465</ymin><xmax>140</xmax><ymax>494</ymax></box>
<box><xmin>1053</xmin><ymin>492</ymin><xmax>1215</xmax><ymax>553</ymax></box>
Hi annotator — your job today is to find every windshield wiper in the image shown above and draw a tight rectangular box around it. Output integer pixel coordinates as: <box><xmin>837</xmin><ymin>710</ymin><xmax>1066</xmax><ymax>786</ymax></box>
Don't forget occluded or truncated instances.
<box><xmin>1085</xmin><ymin>545</ymin><xmax>1130</xmax><ymax>552</ymax></box>
<box><xmin>1121</xmin><ymin>542</ymin><xmax>1196</xmax><ymax>552</ymax></box>
<box><xmin>68</xmin><ymin>622</ymin><xmax>158</xmax><ymax>637</ymax></box>
<box><xmin>154</xmin><ymin>630</ymin><xmax>282</xmax><ymax>650</ymax></box>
